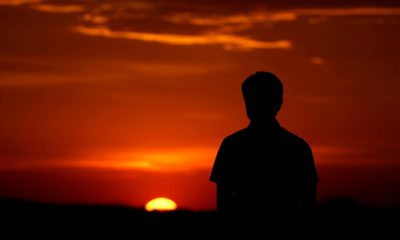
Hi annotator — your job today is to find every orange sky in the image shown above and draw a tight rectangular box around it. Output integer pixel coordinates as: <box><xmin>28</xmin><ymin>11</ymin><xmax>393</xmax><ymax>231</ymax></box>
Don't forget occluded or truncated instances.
<box><xmin>1</xmin><ymin>0</ymin><xmax>400</xmax><ymax>210</ymax></box>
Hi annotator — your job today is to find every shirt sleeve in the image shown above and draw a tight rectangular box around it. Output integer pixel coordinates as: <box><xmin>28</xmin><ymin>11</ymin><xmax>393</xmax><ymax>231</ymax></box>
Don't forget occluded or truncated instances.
<box><xmin>209</xmin><ymin>139</ymin><xmax>229</xmax><ymax>183</ymax></box>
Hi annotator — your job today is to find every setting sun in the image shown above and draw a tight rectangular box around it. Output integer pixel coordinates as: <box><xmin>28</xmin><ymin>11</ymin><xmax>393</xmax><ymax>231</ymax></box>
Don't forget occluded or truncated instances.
<box><xmin>145</xmin><ymin>197</ymin><xmax>178</xmax><ymax>212</ymax></box>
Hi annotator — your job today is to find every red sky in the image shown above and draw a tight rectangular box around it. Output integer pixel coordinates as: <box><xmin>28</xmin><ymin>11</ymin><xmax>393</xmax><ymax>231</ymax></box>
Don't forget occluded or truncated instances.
<box><xmin>1</xmin><ymin>0</ymin><xmax>400</xmax><ymax>210</ymax></box>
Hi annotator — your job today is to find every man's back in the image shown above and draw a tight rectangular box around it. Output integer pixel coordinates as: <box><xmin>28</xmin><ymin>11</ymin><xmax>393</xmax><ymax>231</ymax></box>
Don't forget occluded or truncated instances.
<box><xmin>209</xmin><ymin>72</ymin><xmax>319</xmax><ymax>214</ymax></box>
<box><xmin>210</xmin><ymin>120</ymin><xmax>318</xmax><ymax>212</ymax></box>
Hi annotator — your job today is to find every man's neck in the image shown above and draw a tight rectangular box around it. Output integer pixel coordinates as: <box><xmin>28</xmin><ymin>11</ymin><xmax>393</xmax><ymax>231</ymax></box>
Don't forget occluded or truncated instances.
<box><xmin>249</xmin><ymin>118</ymin><xmax>280</xmax><ymax>129</ymax></box>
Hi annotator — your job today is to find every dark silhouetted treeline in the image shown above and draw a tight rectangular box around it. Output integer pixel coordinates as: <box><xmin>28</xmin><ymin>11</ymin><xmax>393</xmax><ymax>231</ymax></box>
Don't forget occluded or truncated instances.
<box><xmin>1</xmin><ymin>197</ymin><xmax>398</xmax><ymax>237</ymax></box>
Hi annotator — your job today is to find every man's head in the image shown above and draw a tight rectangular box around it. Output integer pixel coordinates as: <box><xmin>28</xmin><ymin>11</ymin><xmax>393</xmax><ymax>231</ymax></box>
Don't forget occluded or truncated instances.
<box><xmin>242</xmin><ymin>71</ymin><xmax>283</xmax><ymax>121</ymax></box>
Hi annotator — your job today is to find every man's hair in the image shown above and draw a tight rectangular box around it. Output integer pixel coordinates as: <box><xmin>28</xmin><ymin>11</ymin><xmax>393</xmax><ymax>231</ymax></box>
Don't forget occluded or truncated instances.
<box><xmin>241</xmin><ymin>71</ymin><xmax>283</xmax><ymax>103</ymax></box>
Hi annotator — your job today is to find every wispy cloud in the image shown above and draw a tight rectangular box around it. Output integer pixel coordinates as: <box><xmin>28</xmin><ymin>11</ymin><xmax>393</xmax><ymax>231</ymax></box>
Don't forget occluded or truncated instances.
<box><xmin>73</xmin><ymin>26</ymin><xmax>292</xmax><ymax>51</ymax></box>
<box><xmin>0</xmin><ymin>0</ymin><xmax>41</xmax><ymax>5</ymax></box>
<box><xmin>165</xmin><ymin>11</ymin><xmax>297</xmax><ymax>26</ymax></box>
<box><xmin>165</xmin><ymin>7</ymin><xmax>400</xmax><ymax>30</ymax></box>
<box><xmin>99</xmin><ymin>1</ymin><xmax>154</xmax><ymax>11</ymax></box>
<box><xmin>82</xmin><ymin>13</ymin><xmax>108</xmax><ymax>24</ymax></box>
<box><xmin>7</xmin><ymin>1</ymin><xmax>292</xmax><ymax>51</ymax></box>
<box><xmin>31</xmin><ymin>3</ymin><xmax>85</xmax><ymax>13</ymax></box>
<box><xmin>296</xmin><ymin>7</ymin><xmax>400</xmax><ymax>17</ymax></box>
<box><xmin>164</xmin><ymin>11</ymin><xmax>297</xmax><ymax>34</ymax></box>
<box><xmin>0</xmin><ymin>148</ymin><xmax>217</xmax><ymax>172</ymax></box>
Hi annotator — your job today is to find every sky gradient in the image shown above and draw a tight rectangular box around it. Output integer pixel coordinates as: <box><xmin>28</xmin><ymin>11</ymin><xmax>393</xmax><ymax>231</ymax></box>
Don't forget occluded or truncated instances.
<box><xmin>1</xmin><ymin>0</ymin><xmax>400</xmax><ymax>210</ymax></box>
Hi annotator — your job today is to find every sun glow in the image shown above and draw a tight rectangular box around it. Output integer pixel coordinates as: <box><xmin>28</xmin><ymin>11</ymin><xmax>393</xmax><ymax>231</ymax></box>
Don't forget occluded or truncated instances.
<box><xmin>145</xmin><ymin>197</ymin><xmax>178</xmax><ymax>212</ymax></box>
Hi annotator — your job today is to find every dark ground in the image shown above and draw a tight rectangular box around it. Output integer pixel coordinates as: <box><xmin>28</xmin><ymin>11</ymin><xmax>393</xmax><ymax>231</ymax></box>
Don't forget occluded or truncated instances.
<box><xmin>1</xmin><ymin>198</ymin><xmax>399</xmax><ymax>237</ymax></box>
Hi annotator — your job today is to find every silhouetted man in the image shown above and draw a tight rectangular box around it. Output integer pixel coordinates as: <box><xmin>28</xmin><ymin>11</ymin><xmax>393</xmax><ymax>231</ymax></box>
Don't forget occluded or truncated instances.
<box><xmin>210</xmin><ymin>72</ymin><xmax>319</xmax><ymax>215</ymax></box>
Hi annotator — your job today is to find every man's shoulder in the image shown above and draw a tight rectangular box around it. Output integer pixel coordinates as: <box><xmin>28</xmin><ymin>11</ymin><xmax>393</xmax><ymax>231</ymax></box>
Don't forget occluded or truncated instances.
<box><xmin>222</xmin><ymin>128</ymin><xmax>250</xmax><ymax>144</ymax></box>
<box><xmin>220</xmin><ymin>125</ymin><xmax>311</xmax><ymax>149</ymax></box>
<box><xmin>279</xmin><ymin>127</ymin><xmax>310</xmax><ymax>148</ymax></box>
